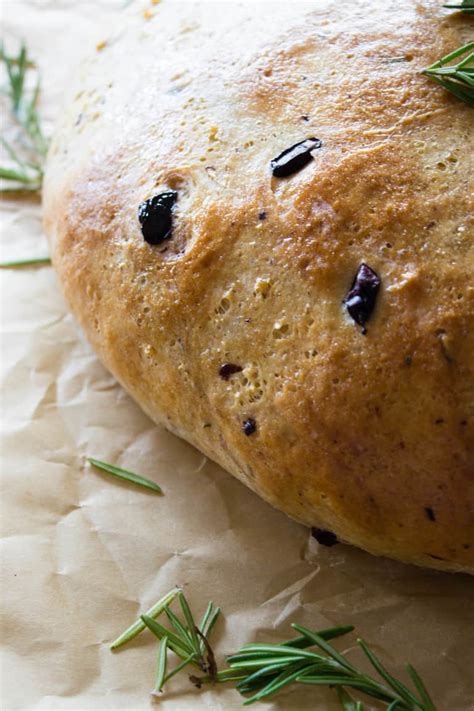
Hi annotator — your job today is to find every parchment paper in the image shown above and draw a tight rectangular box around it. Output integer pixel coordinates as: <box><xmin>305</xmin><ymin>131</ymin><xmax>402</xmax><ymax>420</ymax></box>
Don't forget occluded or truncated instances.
<box><xmin>1</xmin><ymin>2</ymin><xmax>473</xmax><ymax>709</ymax></box>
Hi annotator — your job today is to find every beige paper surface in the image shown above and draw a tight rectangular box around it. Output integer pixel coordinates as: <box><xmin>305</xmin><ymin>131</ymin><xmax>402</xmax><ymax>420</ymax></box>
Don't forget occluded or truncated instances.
<box><xmin>1</xmin><ymin>2</ymin><xmax>473</xmax><ymax>709</ymax></box>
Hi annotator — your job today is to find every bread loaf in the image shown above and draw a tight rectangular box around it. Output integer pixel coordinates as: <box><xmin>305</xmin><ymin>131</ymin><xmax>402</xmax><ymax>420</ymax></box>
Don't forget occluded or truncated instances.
<box><xmin>43</xmin><ymin>0</ymin><xmax>474</xmax><ymax>572</ymax></box>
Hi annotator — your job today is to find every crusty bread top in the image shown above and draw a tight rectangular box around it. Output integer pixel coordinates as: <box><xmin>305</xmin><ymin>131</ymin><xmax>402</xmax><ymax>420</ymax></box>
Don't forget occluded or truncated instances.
<box><xmin>43</xmin><ymin>0</ymin><xmax>474</xmax><ymax>572</ymax></box>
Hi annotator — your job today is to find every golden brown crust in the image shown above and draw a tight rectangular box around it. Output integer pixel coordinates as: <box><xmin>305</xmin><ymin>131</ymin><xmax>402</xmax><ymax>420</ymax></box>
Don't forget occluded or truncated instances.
<box><xmin>43</xmin><ymin>0</ymin><xmax>474</xmax><ymax>572</ymax></box>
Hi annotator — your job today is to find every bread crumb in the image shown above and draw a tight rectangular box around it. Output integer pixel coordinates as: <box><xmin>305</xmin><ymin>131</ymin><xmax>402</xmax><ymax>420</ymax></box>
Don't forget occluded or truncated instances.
<box><xmin>272</xmin><ymin>321</ymin><xmax>290</xmax><ymax>339</ymax></box>
<box><xmin>96</xmin><ymin>40</ymin><xmax>107</xmax><ymax>52</ymax></box>
<box><xmin>386</xmin><ymin>269</ymin><xmax>418</xmax><ymax>293</ymax></box>
<box><xmin>254</xmin><ymin>277</ymin><xmax>271</xmax><ymax>298</ymax></box>
<box><xmin>151</xmin><ymin>0</ymin><xmax>161</xmax><ymax>4</ymax></box>
<box><xmin>143</xmin><ymin>8</ymin><xmax>153</xmax><ymax>19</ymax></box>
<box><xmin>437</xmin><ymin>331</ymin><xmax>455</xmax><ymax>363</ymax></box>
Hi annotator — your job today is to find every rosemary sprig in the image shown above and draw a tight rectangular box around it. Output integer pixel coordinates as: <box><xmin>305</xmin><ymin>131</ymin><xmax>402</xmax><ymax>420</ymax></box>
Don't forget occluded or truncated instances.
<box><xmin>112</xmin><ymin>588</ymin><xmax>221</xmax><ymax>691</ymax></box>
<box><xmin>113</xmin><ymin>589</ymin><xmax>436</xmax><ymax>709</ymax></box>
<box><xmin>141</xmin><ymin>591</ymin><xmax>220</xmax><ymax>685</ymax></box>
<box><xmin>0</xmin><ymin>256</ymin><xmax>51</xmax><ymax>268</ymax></box>
<box><xmin>219</xmin><ymin>622</ymin><xmax>435</xmax><ymax>709</ymax></box>
<box><xmin>443</xmin><ymin>0</ymin><xmax>474</xmax><ymax>12</ymax></box>
<box><xmin>422</xmin><ymin>42</ymin><xmax>474</xmax><ymax>106</ymax></box>
<box><xmin>87</xmin><ymin>457</ymin><xmax>163</xmax><ymax>494</ymax></box>
<box><xmin>220</xmin><ymin>624</ymin><xmax>435</xmax><ymax>711</ymax></box>
<box><xmin>0</xmin><ymin>42</ymin><xmax>48</xmax><ymax>191</ymax></box>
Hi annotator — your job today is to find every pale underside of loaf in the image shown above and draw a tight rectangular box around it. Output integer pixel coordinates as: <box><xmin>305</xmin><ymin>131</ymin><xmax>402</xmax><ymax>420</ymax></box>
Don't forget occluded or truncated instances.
<box><xmin>43</xmin><ymin>0</ymin><xmax>474</xmax><ymax>572</ymax></box>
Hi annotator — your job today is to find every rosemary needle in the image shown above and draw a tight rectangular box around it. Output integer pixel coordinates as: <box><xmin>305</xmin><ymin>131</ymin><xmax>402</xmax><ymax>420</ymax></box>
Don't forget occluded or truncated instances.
<box><xmin>87</xmin><ymin>457</ymin><xmax>163</xmax><ymax>494</ymax></box>
<box><xmin>0</xmin><ymin>257</ymin><xmax>51</xmax><ymax>268</ymax></box>
<box><xmin>110</xmin><ymin>587</ymin><xmax>181</xmax><ymax>650</ymax></box>
<box><xmin>443</xmin><ymin>0</ymin><xmax>474</xmax><ymax>12</ymax></box>
<box><xmin>155</xmin><ymin>636</ymin><xmax>168</xmax><ymax>693</ymax></box>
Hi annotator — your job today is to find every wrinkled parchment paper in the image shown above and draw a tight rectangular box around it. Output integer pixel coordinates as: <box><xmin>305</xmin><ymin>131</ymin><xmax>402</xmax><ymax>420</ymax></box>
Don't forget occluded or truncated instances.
<box><xmin>1</xmin><ymin>2</ymin><xmax>473</xmax><ymax>709</ymax></box>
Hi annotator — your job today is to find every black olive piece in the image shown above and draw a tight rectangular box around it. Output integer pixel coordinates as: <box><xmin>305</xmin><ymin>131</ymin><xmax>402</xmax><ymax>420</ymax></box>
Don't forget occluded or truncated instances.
<box><xmin>219</xmin><ymin>363</ymin><xmax>243</xmax><ymax>381</ymax></box>
<box><xmin>311</xmin><ymin>528</ymin><xmax>338</xmax><ymax>547</ymax></box>
<box><xmin>344</xmin><ymin>263</ymin><xmax>381</xmax><ymax>332</ymax></box>
<box><xmin>270</xmin><ymin>137</ymin><xmax>322</xmax><ymax>178</ymax></box>
<box><xmin>258</xmin><ymin>210</ymin><xmax>267</xmax><ymax>220</ymax></box>
<box><xmin>138</xmin><ymin>190</ymin><xmax>177</xmax><ymax>245</ymax></box>
<box><xmin>242</xmin><ymin>418</ymin><xmax>257</xmax><ymax>436</ymax></box>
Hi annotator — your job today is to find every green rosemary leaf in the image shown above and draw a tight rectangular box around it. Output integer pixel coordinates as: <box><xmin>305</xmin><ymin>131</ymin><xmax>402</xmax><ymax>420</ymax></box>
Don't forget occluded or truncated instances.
<box><xmin>199</xmin><ymin>602</ymin><xmax>221</xmax><ymax>645</ymax></box>
<box><xmin>236</xmin><ymin>662</ymin><xmax>293</xmax><ymax>692</ymax></box>
<box><xmin>141</xmin><ymin>615</ymin><xmax>193</xmax><ymax>661</ymax></box>
<box><xmin>155</xmin><ymin>636</ymin><xmax>168</xmax><ymax>693</ymax></box>
<box><xmin>443</xmin><ymin>0</ymin><xmax>474</xmax><ymax>12</ymax></box>
<box><xmin>291</xmin><ymin>624</ymin><xmax>356</xmax><ymax>673</ymax></box>
<box><xmin>230</xmin><ymin>643</ymin><xmax>323</xmax><ymax>658</ymax></box>
<box><xmin>423</xmin><ymin>42</ymin><xmax>474</xmax><ymax>106</ymax></box>
<box><xmin>87</xmin><ymin>457</ymin><xmax>162</xmax><ymax>494</ymax></box>
<box><xmin>178</xmin><ymin>591</ymin><xmax>202</xmax><ymax>657</ymax></box>
<box><xmin>357</xmin><ymin>639</ymin><xmax>422</xmax><ymax>708</ymax></box>
<box><xmin>5</xmin><ymin>43</ymin><xmax>26</xmax><ymax>111</ymax></box>
<box><xmin>198</xmin><ymin>602</ymin><xmax>214</xmax><ymax>636</ymax></box>
<box><xmin>230</xmin><ymin>655</ymin><xmax>305</xmax><ymax>670</ymax></box>
<box><xmin>0</xmin><ymin>166</ymin><xmax>35</xmax><ymax>182</ymax></box>
<box><xmin>202</xmin><ymin>607</ymin><xmax>220</xmax><ymax>642</ymax></box>
<box><xmin>164</xmin><ymin>606</ymin><xmax>195</xmax><ymax>653</ymax></box>
<box><xmin>0</xmin><ymin>256</ymin><xmax>51</xmax><ymax>268</ymax></box>
<box><xmin>283</xmin><ymin>625</ymin><xmax>354</xmax><ymax>649</ymax></box>
<box><xmin>406</xmin><ymin>664</ymin><xmax>436</xmax><ymax>711</ymax></box>
<box><xmin>110</xmin><ymin>587</ymin><xmax>180</xmax><ymax>650</ymax></box>
<box><xmin>435</xmin><ymin>42</ymin><xmax>474</xmax><ymax>65</ymax></box>
<box><xmin>197</xmin><ymin>602</ymin><xmax>217</xmax><ymax>656</ymax></box>
<box><xmin>232</xmin><ymin>654</ymin><xmax>302</xmax><ymax>666</ymax></box>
